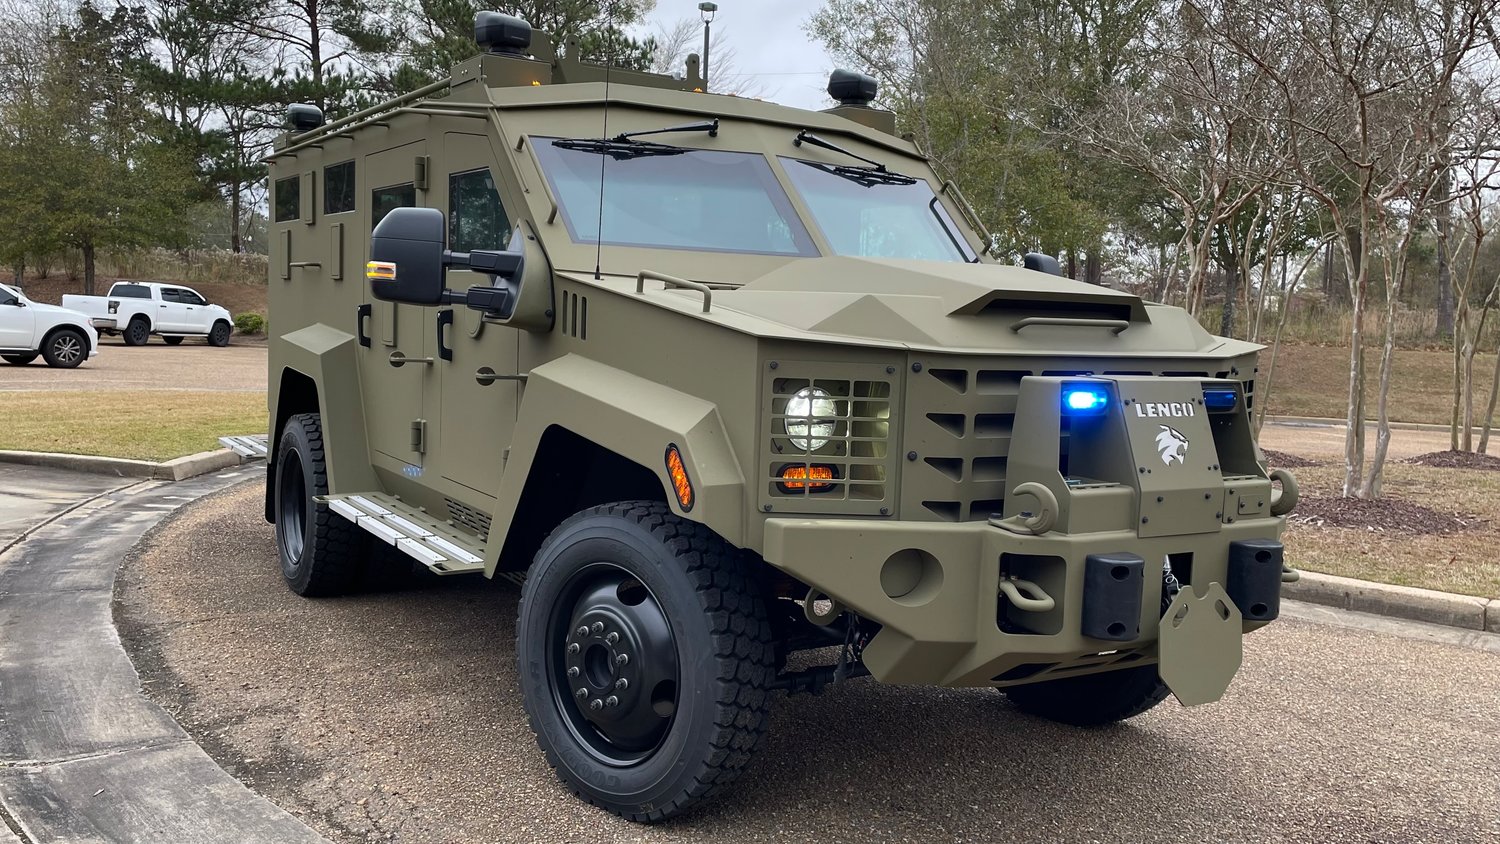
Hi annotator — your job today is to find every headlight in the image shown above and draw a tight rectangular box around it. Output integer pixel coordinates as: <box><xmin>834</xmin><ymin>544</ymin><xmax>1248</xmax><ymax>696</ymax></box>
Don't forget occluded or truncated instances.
<box><xmin>785</xmin><ymin>386</ymin><xmax>838</xmax><ymax>451</ymax></box>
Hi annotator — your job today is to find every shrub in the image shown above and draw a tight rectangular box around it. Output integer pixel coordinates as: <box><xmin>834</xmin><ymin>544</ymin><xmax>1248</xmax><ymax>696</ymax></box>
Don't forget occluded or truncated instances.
<box><xmin>234</xmin><ymin>312</ymin><xmax>266</xmax><ymax>334</ymax></box>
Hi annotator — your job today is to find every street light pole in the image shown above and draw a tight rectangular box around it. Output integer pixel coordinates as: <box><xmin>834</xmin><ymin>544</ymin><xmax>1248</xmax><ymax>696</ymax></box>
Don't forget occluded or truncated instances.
<box><xmin>698</xmin><ymin>2</ymin><xmax>717</xmax><ymax>91</ymax></box>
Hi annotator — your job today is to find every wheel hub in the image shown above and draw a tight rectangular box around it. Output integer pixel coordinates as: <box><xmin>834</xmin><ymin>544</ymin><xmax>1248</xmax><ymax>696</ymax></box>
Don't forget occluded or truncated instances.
<box><xmin>557</xmin><ymin>575</ymin><xmax>678</xmax><ymax>757</ymax></box>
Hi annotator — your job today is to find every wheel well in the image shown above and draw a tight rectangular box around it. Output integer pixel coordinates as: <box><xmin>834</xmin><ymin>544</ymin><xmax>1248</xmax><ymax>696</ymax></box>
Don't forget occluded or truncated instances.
<box><xmin>41</xmin><ymin>324</ymin><xmax>91</xmax><ymax>352</ymax></box>
<box><xmin>497</xmin><ymin>425</ymin><xmax>667</xmax><ymax>571</ymax></box>
<box><xmin>128</xmin><ymin>313</ymin><xmax>150</xmax><ymax>328</ymax></box>
<box><xmin>264</xmin><ymin>367</ymin><xmax>320</xmax><ymax>522</ymax></box>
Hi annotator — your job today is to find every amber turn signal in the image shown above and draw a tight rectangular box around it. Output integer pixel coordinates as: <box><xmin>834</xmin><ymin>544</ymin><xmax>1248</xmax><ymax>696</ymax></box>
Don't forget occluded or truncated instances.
<box><xmin>366</xmin><ymin>260</ymin><xmax>396</xmax><ymax>281</ymax></box>
<box><xmin>778</xmin><ymin>464</ymin><xmax>836</xmax><ymax>493</ymax></box>
<box><xmin>665</xmin><ymin>445</ymin><xmax>694</xmax><ymax>511</ymax></box>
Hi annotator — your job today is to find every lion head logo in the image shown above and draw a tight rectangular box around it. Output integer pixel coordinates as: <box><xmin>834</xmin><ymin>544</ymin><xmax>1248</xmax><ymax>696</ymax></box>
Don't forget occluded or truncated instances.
<box><xmin>1155</xmin><ymin>425</ymin><xmax>1189</xmax><ymax>466</ymax></box>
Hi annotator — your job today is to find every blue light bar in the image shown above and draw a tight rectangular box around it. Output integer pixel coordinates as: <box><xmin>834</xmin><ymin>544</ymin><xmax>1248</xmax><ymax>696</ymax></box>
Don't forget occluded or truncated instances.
<box><xmin>1203</xmin><ymin>388</ymin><xmax>1239</xmax><ymax>411</ymax></box>
<box><xmin>1062</xmin><ymin>384</ymin><xmax>1109</xmax><ymax>415</ymax></box>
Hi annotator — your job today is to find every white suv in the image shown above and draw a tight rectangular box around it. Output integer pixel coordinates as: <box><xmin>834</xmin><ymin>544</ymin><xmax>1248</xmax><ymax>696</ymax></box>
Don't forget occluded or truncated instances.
<box><xmin>0</xmin><ymin>283</ymin><xmax>99</xmax><ymax>368</ymax></box>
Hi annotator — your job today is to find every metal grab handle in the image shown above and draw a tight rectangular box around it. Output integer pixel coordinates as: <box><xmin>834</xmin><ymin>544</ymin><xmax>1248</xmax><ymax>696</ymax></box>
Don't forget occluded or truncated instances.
<box><xmin>998</xmin><ymin>577</ymin><xmax>1056</xmax><ymax>613</ymax></box>
<box><xmin>989</xmin><ymin>482</ymin><xmax>1059</xmax><ymax>536</ymax></box>
<box><xmin>1010</xmin><ymin>316</ymin><xmax>1130</xmax><ymax>335</ymax></box>
<box><xmin>436</xmin><ymin>309</ymin><xmax>454</xmax><ymax>362</ymax></box>
<box><xmin>1269</xmin><ymin>468</ymin><xmax>1299</xmax><ymax>516</ymax></box>
<box><xmin>637</xmin><ymin>270</ymin><xmax>712</xmax><ymax>313</ymax></box>
<box><xmin>356</xmin><ymin>303</ymin><xmax>371</xmax><ymax>348</ymax></box>
<box><xmin>388</xmin><ymin>351</ymin><xmax>433</xmax><ymax>367</ymax></box>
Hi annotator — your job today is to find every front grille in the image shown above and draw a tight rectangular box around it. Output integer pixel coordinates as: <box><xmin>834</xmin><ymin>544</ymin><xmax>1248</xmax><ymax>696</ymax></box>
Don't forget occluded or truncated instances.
<box><xmin>902</xmin><ymin>360</ymin><xmax>1253</xmax><ymax>522</ymax></box>
<box><xmin>760</xmin><ymin>363</ymin><xmax>895</xmax><ymax>515</ymax></box>
<box><xmin>444</xmin><ymin>497</ymin><xmax>492</xmax><ymax>540</ymax></box>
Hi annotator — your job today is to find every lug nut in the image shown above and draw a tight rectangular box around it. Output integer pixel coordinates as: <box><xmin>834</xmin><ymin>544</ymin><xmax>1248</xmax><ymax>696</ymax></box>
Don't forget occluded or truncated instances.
<box><xmin>567</xmin><ymin>643</ymin><xmax>580</xmax><ymax>654</ymax></box>
<box><xmin>606</xmin><ymin>695</ymin><xmax>619</xmax><ymax>707</ymax></box>
<box><xmin>576</xmin><ymin>688</ymin><xmax>589</xmax><ymax>699</ymax></box>
<box><xmin>589</xmin><ymin>698</ymin><xmax>604</xmax><ymax>711</ymax></box>
<box><xmin>616</xmin><ymin>653</ymin><xmax>629</xmax><ymax>665</ymax></box>
<box><xmin>591</xmin><ymin>621</ymin><xmax>604</xmax><ymax>635</ymax></box>
<box><xmin>576</xmin><ymin>625</ymin><xmax>589</xmax><ymax>638</ymax></box>
<box><xmin>615</xmin><ymin>678</ymin><xmax>629</xmax><ymax>691</ymax></box>
<box><xmin>604</xmin><ymin>632</ymin><xmax>619</xmax><ymax>645</ymax></box>
<box><xmin>567</xmin><ymin>666</ymin><xmax>579</xmax><ymax>678</ymax></box>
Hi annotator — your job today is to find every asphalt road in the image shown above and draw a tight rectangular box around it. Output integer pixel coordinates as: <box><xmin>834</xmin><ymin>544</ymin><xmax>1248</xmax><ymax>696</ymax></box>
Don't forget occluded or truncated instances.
<box><xmin>116</xmin><ymin>481</ymin><xmax>1500</xmax><ymax>844</ymax></box>
<box><xmin>0</xmin><ymin>335</ymin><xmax>266</xmax><ymax>393</ymax></box>
<box><xmin>0</xmin><ymin>464</ymin><xmax>130</xmax><ymax>549</ymax></box>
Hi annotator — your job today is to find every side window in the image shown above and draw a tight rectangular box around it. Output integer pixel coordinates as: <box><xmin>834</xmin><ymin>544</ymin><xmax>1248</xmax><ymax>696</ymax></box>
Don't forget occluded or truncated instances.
<box><xmin>274</xmin><ymin>175</ymin><xmax>300</xmax><ymax>222</ymax></box>
<box><xmin>159</xmin><ymin>289</ymin><xmax>179</xmax><ymax>303</ymax></box>
<box><xmin>0</xmin><ymin>288</ymin><xmax>16</xmax><ymax>306</ymax></box>
<box><xmin>182</xmin><ymin>290</ymin><xmax>207</xmax><ymax>306</ymax></box>
<box><xmin>325</xmin><ymin>161</ymin><xmax>355</xmax><ymax>215</ymax></box>
<box><xmin>448</xmin><ymin>168</ymin><xmax>510</xmax><ymax>253</ymax></box>
<box><xmin>372</xmin><ymin>183</ymin><xmax>416</xmax><ymax>229</ymax></box>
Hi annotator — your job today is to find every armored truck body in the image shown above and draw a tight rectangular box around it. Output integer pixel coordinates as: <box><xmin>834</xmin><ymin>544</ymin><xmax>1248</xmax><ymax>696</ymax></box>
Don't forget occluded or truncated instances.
<box><xmin>264</xmin><ymin>14</ymin><xmax>1298</xmax><ymax>822</ymax></box>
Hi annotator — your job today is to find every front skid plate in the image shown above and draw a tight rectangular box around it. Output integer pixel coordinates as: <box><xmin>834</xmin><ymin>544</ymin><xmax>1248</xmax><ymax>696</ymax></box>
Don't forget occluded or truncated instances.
<box><xmin>1157</xmin><ymin>583</ymin><xmax>1243</xmax><ymax>706</ymax></box>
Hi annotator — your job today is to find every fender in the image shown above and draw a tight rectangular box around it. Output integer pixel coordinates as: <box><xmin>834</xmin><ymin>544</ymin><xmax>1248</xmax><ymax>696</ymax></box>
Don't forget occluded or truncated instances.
<box><xmin>486</xmin><ymin>354</ymin><xmax>745</xmax><ymax>575</ymax></box>
<box><xmin>267</xmin><ymin>324</ymin><xmax>380</xmax><ymax>503</ymax></box>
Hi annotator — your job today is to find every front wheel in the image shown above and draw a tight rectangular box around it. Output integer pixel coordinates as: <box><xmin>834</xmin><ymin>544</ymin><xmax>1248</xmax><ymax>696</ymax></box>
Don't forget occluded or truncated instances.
<box><xmin>1003</xmin><ymin>664</ymin><xmax>1170</xmax><ymax>726</ymax></box>
<box><xmin>2</xmin><ymin>353</ymin><xmax>37</xmax><ymax>365</ymax></box>
<box><xmin>517</xmin><ymin>502</ymin><xmax>776</xmax><ymax>822</ymax></box>
<box><xmin>42</xmin><ymin>329</ymin><xmax>87</xmax><ymax>368</ymax></box>
<box><xmin>208</xmin><ymin>320</ymin><xmax>231</xmax><ymax>347</ymax></box>
<box><xmin>273</xmin><ymin>413</ymin><xmax>358</xmax><ymax>596</ymax></box>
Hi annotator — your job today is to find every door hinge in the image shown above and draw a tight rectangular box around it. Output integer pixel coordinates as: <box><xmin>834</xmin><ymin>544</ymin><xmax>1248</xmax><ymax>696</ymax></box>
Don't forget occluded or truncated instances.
<box><xmin>411</xmin><ymin>419</ymin><xmax>427</xmax><ymax>454</ymax></box>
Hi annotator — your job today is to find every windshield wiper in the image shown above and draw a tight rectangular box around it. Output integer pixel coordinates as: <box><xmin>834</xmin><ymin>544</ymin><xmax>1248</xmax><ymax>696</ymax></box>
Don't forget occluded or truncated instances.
<box><xmin>551</xmin><ymin>119</ymin><xmax>719</xmax><ymax>160</ymax></box>
<box><xmin>792</xmin><ymin>130</ymin><xmax>917</xmax><ymax>186</ymax></box>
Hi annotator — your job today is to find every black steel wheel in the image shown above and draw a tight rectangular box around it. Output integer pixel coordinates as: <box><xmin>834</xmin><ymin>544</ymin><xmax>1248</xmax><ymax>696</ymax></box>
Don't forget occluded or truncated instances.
<box><xmin>518</xmin><ymin>502</ymin><xmax>775</xmax><ymax>822</ymax></box>
<box><xmin>162</xmin><ymin>336</ymin><xmax>184</xmax><ymax>345</ymax></box>
<box><xmin>123</xmin><ymin>317</ymin><xmax>150</xmax><ymax>346</ymax></box>
<box><xmin>42</xmin><ymin>328</ymin><xmax>87</xmax><ymax>368</ymax></box>
<box><xmin>2</xmin><ymin>353</ymin><xmax>37</xmax><ymax>365</ymax></box>
<box><xmin>208</xmin><ymin>320</ymin><xmax>232</xmax><ymax>347</ymax></box>
<box><xmin>273</xmin><ymin>413</ymin><xmax>357</xmax><ymax>597</ymax></box>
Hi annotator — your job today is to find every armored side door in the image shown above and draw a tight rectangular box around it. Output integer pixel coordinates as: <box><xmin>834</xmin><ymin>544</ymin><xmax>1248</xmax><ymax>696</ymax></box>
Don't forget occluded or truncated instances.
<box><xmin>431</xmin><ymin>131</ymin><xmax>520</xmax><ymax>502</ymax></box>
<box><xmin>360</xmin><ymin>140</ymin><xmax>432</xmax><ymax>485</ymax></box>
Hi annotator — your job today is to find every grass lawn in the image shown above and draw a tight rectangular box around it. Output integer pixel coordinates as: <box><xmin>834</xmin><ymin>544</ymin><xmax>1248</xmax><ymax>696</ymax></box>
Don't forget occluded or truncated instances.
<box><xmin>1261</xmin><ymin>343</ymin><xmax>1495</xmax><ymax>425</ymax></box>
<box><xmin>1</xmin><ymin>390</ymin><xmax>264</xmax><ymax>462</ymax></box>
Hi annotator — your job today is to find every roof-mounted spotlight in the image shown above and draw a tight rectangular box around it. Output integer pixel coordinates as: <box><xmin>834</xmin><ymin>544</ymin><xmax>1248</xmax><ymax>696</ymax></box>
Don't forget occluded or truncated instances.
<box><xmin>475</xmin><ymin>11</ymin><xmax>532</xmax><ymax>55</ymax></box>
<box><xmin>827</xmin><ymin>69</ymin><xmax>878</xmax><ymax>107</ymax></box>
<box><xmin>285</xmin><ymin>103</ymin><xmax>324</xmax><ymax>132</ymax></box>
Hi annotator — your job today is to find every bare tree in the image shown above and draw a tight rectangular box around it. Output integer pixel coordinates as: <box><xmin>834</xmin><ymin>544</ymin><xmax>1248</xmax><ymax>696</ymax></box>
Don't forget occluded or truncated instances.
<box><xmin>647</xmin><ymin>15</ymin><xmax>766</xmax><ymax>98</ymax></box>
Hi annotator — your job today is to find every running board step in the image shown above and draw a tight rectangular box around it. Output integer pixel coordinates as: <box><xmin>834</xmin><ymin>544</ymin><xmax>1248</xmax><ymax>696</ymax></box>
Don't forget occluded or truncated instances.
<box><xmin>219</xmin><ymin>434</ymin><xmax>269</xmax><ymax>459</ymax></box>
<box><xmin>316</xmin><ymin>492</ymin><xmax>486</xmax><ymax>575</ymax></box>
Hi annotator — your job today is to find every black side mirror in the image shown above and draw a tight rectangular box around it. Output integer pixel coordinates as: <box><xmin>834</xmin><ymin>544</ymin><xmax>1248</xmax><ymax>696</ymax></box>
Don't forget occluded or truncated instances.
<box><xmin>1023</xmin><ymin>252</ymin><xmax>1064</xmax><ymax>277</ymax></box>
<box><xmin>369</xmin><ymin>207</ymin><xmax>448</xmax><ymax>305</ymax></box>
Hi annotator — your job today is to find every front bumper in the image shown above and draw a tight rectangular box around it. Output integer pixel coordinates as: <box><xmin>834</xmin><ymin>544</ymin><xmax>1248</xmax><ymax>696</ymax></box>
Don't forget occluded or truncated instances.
<box><xmin>763</xmin><ymin>515</ymin><xmax>1288</xmax><ymax>690</ymax></box>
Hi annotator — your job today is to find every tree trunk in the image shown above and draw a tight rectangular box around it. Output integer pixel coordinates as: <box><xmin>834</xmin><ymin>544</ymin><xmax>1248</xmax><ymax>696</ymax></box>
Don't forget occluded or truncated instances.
<box><xmin>230</xmin><ymin>182</ymin><xmax>243</xmax><ymax>253</ymax></box>
<box><xmin>10</xmin><ymin>261</ymin><xmax>22</xmax><ymax>286</ymax></box>
<box><xmin>82</xmin><ymin>243</ymin><xmax>95</xmax><ymax>296</ymax></box>
<box><xmin>1219</xmin><ymin>264</ymin><xmax>1241</xmax><ymax>338</ymax></box>
<box><xmin>1480</xmin><ymin>346</ymin><xmax>1500</xmax><ymax>453</ymax></box>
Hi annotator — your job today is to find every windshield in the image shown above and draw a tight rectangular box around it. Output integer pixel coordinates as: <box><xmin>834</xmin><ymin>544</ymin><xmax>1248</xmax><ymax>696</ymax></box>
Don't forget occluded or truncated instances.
<box><xmin>779</xmin><ymin>157</ymin><xmax>976</xmax><ymax>262</ymax></box>
<box><xmin>532</xmin><ymin>139</ymin><xmax>817</xmax><ymax>257</ymax></box>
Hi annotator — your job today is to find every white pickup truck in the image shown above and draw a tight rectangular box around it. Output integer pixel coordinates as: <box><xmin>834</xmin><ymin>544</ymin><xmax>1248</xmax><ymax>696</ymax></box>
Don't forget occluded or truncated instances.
<box><xmin>0</xmin><ymin>283</ymin><xmax>99</xmax><ymax>368</ymax></box>
<box><xmin>62</xmin><ymin>281</ymin><xmax>233</xmax><ymax>347</ymax></box>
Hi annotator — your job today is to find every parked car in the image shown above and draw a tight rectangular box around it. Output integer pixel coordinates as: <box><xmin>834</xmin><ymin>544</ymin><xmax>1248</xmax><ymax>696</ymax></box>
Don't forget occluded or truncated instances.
<box><xmin>0</xmin><ymin>283</ymin><xmax>98</xmax><ymax>368</ymax></box>
<box><xmin>62</xmin><ymin>281</ymin><xmax>233</xmax><ymax>346</ymax></box>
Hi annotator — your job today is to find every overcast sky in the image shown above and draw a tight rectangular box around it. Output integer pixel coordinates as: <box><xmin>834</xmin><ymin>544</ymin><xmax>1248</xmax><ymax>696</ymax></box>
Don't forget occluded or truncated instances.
<box><xmin>635</xmin><ymin>1</ymin><xmax>838</xmax><ymax>110</ymax></box>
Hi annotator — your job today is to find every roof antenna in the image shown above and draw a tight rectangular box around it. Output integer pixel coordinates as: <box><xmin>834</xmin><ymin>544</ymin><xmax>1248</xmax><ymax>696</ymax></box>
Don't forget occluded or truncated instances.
<box><xmin>594</xmin><ymin>1</ymin><xmax>615</xmax><ymax>281</ymax></box>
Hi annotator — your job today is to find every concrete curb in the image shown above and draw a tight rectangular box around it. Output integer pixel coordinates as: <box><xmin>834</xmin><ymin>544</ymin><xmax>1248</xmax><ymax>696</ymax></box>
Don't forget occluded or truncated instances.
<box><xmin>1284</xmin><ymin>570</ymin><xmax>1499</xmax><ymax>633</ymax></box>
<box><xmin>1264</xmin><ymin>414</ymin><xmax>1450</xmax><ymax>433</ymax></box>
<box><xmin>0</xmin><ymin>448</ymin><xmax>242</xmax><ymax>481</ymax></box>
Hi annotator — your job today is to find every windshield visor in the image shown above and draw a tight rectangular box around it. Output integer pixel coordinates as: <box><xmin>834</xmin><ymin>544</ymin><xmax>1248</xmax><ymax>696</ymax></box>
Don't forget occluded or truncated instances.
<box><xmin>532</xmin><ymin>139</ymin><xmax>817</xmax><ymax>257</ymax></box>
<box><xmin>780</xmin><ymin>157</ymin><xmax>975</xmax><ymax>262</ymax></box>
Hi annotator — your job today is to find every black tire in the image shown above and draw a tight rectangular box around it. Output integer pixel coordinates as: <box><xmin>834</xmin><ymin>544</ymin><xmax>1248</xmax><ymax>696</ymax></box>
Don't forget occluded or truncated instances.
<box><xmin>1003</xmin><ymin>664</ymin><xmax>1171</xmax><ymax>726</ymax></box>
<box><xmin>208</xmin><ymin>320</ymin><xmax>231</xmax><ymax>347</ymax></box>
<box><xmin>2</xmin><ymin>353</ymin><xmax>37</xmax><ymax>365</ymax></box>
<box><xmin>162</xmin><ymin>335</ymin><xmax>184</xmax><ymax>345</ymax></box>
<box><xmin>42</xmin><ymin>328</ymin><xmax>87</xmax><ymax>368</ymax></box>
<box><xmin>123</xmin><ymin>317</ymin><xmax>150</xmax><ymax>346</ymax></box>
<box><xmin>518</xmin><ymin>502</ymin><xmax>776</xmax><ymax>822</ymax></box>
<box><xmin>273</xmin><ymin>413</ymin><xmax>358</xmax><ymax>597</ymax></box>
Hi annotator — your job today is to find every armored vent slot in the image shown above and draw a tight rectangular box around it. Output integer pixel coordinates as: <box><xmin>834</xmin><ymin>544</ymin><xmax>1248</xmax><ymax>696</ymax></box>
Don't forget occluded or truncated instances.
<box><xmin>560</xmin><ymin>290</ymin><xmax>587</xmax><ymax>339</ymax></box>
<box><xmin>444</xmin><ymin>498</ymin><xmax>493</xmax><ymax>541</ymax></box>
<box><xmin>765</xmin><ymin>374</ymin><xmax>893</xmax><ymax>511</ymax></box>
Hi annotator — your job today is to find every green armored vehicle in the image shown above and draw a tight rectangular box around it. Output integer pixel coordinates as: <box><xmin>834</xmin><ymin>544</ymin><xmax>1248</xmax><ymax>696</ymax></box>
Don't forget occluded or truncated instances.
<box><xmin>263</xmin><ymin>11</ymin><xmax>1300</xmax><ymax>822</ymax></box>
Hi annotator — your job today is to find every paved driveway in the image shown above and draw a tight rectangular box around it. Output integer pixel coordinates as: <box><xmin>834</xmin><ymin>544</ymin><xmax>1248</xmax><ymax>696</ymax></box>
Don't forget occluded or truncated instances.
<box><xmin>0</xmin><ymin>337</ymin><xmax>266</xmax><ymax>393</ymax></box>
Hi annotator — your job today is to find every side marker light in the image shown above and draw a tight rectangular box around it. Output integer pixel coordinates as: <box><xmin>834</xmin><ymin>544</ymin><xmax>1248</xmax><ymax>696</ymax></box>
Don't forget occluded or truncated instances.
<box><xmin>665</xmin><ymin>445</ymin><xmax>694</xmax><ymax>511</ymax></box>
<box><xmin>366</xmin><ymin>261</ymin><xmax>396</xmax><ymax>281</ymax></box>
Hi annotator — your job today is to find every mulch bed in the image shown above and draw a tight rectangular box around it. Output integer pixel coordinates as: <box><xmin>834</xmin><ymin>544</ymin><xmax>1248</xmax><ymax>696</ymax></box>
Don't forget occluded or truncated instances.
<box><xmin>1287</xmin><ymin>494</ymin><xmax>1482</xmax><ymax>536</ymax></box>
<box><xmin>1260</xmin><ymin>448</ymin><xmax>1322</xmax><ymax>468</ymax></box>
<box><xmin>1404</xmin><ymin>450</ymin><xmax>1500</xmax><ymax>471</ymax></box>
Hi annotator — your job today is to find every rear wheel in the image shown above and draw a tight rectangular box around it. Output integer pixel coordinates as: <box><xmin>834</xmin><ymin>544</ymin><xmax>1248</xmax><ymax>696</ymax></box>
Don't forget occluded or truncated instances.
<box><xmin>42</xmin><ymin>328</ymin><xmax>87</xmax><ymax>368</ymax></box>
<box><xmin>162</xmin><ymin>336</ymin><xmax>184</xmax><ymax>346</ymax></box>
<box><xmin>1003</xmin><ymin>664</ymin><xmax>1171</xmax><ymax>726</ymax></box>
<box><xmin>273</xmin><ymin>413</ymin><xmax>358</xmax><ymax>596</ymax></box>
<box><xmin>208</xmin><ymin>320</ymin><xmax>231</xmax><ymax>347</ymax></box>
<box><xmin>123</xmin><ymin>317</ymin><xmax>150</xmax><ymax>346</ymax></box>
<box><xmin>2</xmin><ymin>353</ymin><xmax>37</xmax><ymax>365</ymax></box>
<box><xmin>517</xmin><ymin>502</ymin><xmax>775</xmax><ymax>822</ymax></box>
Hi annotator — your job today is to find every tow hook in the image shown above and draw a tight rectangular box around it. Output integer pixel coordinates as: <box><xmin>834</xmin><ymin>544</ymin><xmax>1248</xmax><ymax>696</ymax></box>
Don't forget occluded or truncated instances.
<box><xmin>1269</xmin><ymin>468</ymin><xmax>1299</xmax><ymax>516</ymax></box>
